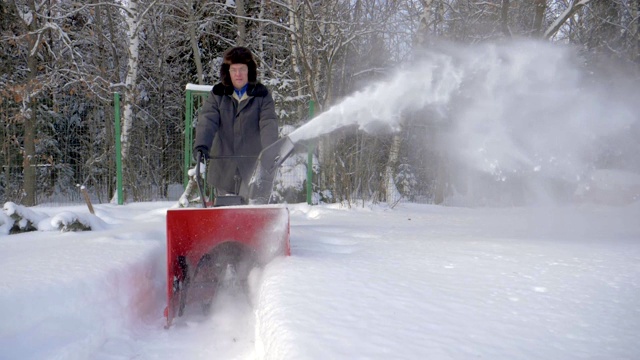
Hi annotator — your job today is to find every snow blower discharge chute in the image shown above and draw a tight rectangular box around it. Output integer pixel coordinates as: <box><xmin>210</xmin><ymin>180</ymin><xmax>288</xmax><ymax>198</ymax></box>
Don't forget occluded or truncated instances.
<box><xmin>164</xmin><ymin>137</ymin><xmax>296</xmax><ymax>328</ymax></box>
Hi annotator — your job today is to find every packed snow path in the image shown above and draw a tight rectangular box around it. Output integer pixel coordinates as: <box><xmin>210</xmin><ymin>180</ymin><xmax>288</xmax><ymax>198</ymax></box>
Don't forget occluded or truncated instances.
<box><xmin>1</xmin><ymin>201</ymin><xmax>639</xmax><ymax>359</ymax></box>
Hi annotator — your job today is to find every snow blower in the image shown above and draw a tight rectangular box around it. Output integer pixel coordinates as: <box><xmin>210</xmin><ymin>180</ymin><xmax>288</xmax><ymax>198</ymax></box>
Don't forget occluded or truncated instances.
<box><xmin>164</xmin><ymin>137</ymin><xmax>296</xmax><ymax>328</ymax></box>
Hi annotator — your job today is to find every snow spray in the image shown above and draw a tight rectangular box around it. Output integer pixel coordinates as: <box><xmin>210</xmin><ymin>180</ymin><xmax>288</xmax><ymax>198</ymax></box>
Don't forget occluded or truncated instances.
<box><xmin>288</xmin><ymin>52</ymin><xmax>463</xmax><ymax>143</ymax></box>
<box><xmin>287</xmin><ymin>40</ymin><xmax>640</xmax><ymax>204</ymax></box>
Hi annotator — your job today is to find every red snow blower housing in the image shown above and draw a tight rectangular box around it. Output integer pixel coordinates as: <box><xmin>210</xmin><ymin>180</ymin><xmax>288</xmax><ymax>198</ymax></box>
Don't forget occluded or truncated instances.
<box><xmin>164</xmin><ymin>137</ymin><xmax>296</xmax><ymax>328</ymax></box>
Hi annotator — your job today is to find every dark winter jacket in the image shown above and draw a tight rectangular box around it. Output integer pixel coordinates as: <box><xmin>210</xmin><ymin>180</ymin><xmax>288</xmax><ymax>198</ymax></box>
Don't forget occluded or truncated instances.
<box><xmin>194</xmin><ymin>82</ymin><xmax>278</xmax><ymax>196</ymax></box>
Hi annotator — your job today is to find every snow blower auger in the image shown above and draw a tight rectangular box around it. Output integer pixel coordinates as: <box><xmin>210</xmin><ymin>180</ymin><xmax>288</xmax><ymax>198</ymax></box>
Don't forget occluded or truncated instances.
<box><xmin>164</xmin><ymin>137</ymin><xmax>296</xmax><ymax>328</ymax></box>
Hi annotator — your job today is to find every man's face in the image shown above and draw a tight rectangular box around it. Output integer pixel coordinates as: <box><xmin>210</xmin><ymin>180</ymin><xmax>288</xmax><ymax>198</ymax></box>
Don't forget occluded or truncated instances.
<box><xmin>229</xmin><ymin>64</ymin><xmax>249</xmax><ymax>89</ymax></box>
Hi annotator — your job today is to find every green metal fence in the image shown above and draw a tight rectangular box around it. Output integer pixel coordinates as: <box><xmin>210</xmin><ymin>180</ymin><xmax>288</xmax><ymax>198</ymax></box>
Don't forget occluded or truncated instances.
<box><xmin>183</xmin><ymin>84</ymin><xmax>213</xmax><ymax>188</ymax></box>
<box><xmin>1</xmin><ymin>90</ymin><xmax>116</xmax><ymax>205</ymax></box>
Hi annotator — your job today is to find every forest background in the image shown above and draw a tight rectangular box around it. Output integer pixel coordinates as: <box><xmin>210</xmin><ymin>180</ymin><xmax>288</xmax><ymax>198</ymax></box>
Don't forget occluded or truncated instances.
<box><xmin>1</xmin><ymin>0</ymin><xmax>638</xmax><ymax>207</ymax></box>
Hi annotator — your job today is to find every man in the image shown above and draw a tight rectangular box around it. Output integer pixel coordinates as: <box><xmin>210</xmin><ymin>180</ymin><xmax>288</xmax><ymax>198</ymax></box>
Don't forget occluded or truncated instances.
<box><xmin>194</xmin><ymin>46</ymin><xmax>279</xmax><ymax>203</ymax></box>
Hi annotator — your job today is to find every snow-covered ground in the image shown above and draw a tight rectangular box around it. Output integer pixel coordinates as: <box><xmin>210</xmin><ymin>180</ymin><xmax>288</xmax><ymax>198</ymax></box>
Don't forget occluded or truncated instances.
<box><xmin>1</xmin><ymin>200</ymin><xmax>639</xmax><ymax>360</ymax></box>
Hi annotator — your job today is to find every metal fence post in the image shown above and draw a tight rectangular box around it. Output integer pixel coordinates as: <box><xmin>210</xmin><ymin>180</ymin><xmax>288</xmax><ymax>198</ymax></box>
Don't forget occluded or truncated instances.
<box><xmin>114</xmin><ymin>92</ymin><xmax>123</xmax><ymax>205</ymax></box>
<box><xmin>184</xmin><ymin>89</ymin><xmax>193</xmax><ymax>188</ymax></box>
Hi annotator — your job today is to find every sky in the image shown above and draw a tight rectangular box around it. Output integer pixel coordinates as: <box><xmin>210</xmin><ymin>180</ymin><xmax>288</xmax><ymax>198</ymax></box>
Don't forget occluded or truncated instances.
<box><xmin>1</xmin><ymin>39</ymin><xmax>639</xmax><ymax>359</ymax></box>
<box><xmin>0</xmin><ymin>200</ymin><xmax>639</xmax><ymax>359</ymax></box>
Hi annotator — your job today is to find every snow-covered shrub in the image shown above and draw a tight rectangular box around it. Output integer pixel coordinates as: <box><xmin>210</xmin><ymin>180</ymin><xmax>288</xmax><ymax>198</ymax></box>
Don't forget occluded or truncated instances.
<box><xmin>2</xmin><ymin>202</ymin><xmax>108</xmax><ymax>234</ymax></box>
<box><xmin>51</xmin><ymin>211</ymin><xmax>106</xmax><ymax>232</ymax></box>
<box><xmin>2</xmin><ymin>202</ymin><xmax>48</xmax><ymax>234</ymax></box>
<box><xmin>0</xmin><ymin>211</ymin><xmax>13</xmax><ymax>235</ymax></box>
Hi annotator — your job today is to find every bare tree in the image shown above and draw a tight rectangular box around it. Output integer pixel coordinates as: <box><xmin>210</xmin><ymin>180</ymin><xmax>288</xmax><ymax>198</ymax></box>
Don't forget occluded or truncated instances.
<box><xmin>119</xmin><ymin>0</ymin><xmax>160</xmax><ymax>161</ymax></box>
<box><xmin>185</xmin><ymin>0</ymin><xmax>204</xmax><ymax>84</ymax></box>
<box><xmin>235</xmin><ymin>0</ymin><xmax>247</xmax><ymax>45</ymax></box>
<box><xmin>501</xmin><ymin>0</ymin><xmax>512</xmax><ymax>37</ymax></box>
<box><xmin>533</xmin><ymin>0</ymin><xmax>547</xmax><ymax>36</ymax></box>
<box><xmin>544</xmin><ymin>0</ymin><xmax>592</xmax><ymax>39</ymax></box>
<box><xmin>22</xmin><ymin>0</ymin><xmax>39</xmax><ymax>206</ymax></box>
<box><xmin>4</xmin><ymin>0</ymin><xmax>65</xmax><ymax>205</ymax></box>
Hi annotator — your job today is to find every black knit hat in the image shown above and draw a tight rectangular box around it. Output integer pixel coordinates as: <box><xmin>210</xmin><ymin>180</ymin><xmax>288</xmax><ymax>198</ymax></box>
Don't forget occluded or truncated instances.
<box><xmin>220</xmin><ymin>46</ymin><xmax>258</xmax><ymax>87</ymax></box>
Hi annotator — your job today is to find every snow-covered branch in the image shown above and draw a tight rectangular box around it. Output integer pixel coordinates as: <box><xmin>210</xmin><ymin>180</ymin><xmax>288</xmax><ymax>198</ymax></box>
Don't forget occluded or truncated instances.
<box><xmin>544</xmin><ymin>0</ymin><xmax>593</xmax><ymax>39</ymax></box>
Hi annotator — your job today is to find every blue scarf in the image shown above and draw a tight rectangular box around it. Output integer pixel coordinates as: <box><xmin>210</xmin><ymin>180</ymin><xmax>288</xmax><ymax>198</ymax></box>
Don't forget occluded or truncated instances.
<box><xmin>234</xmin><ymin>84</ymin><xmax>248</xmax><ymax>99</ymax></box>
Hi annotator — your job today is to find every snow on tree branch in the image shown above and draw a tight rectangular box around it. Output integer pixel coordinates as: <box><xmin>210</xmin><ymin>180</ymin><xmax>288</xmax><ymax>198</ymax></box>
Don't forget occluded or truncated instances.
<box><xmin>544</xmin><ymin>0</ymin><xmax>593</xmax><ymax>39</ymax></box>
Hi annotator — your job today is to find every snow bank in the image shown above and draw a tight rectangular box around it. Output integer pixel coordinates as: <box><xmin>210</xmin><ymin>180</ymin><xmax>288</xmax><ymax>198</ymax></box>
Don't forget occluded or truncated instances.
<box><xmin>0</xmin><ymin>204</ymin><xmax>167</xmax><ymax>359</ymax></box>
<box><xmin>2</xmin><ymin>202</ymin><xmax>48</xmax><ymax>233</ymax></box>
<box><xmin>50</xmin><ymin>211</ymin><xmax>110</xmax><ymax>232</ymax></box>
<box><xmin>1</xmin><ymin>202</ymin><xmax>109</xmax><ymax>234</ymax></box>
<box><xmin>254</xmin><ymin>203</ymin><xmax>640</xmax><ymax>360</ymax></box>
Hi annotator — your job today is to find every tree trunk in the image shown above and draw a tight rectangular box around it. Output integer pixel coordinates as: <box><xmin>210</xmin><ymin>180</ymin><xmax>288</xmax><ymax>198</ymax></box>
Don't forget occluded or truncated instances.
<box><xmin>94</xmin><ymin>0</ymin><xmax>115</xmax><ymax>200</ymax></box>
<box><xmin>384</xmin><ymin>131</ymin><xmax>403</xmax><ymax>205</ymax></box>
<box><xmin>417</xmin><ymin>0</ymin><xmax>433</xmax><ymax>46</ymax></box>
<box><xmin>501</xmin><ymin>0</ymin><xmax>512</xmax><ymax>38</ymax></box>
<box><xmin>544</xmin><ymin>0</ymin><xmax>592</xmax><ymax>39</ymax></box>
<box><xmin>236</xmin><ymin>0</ymin><xmax>246</xmax><ymax>45</ymax></box>
<box><xmin>187</xmin><ymin>0</ymin><xmax>204</xmax><ymax>84</ymax></box>
<box><xmin>634</xmin><ymin>0</ymin><xmax>640</xmax><ymax>62</ymax></box>
<box><xmin>287</xmin><ymin>0</ymin><xmax>305</xmax><ymax>116</ymax></box>
<box><xmin>434</xmin><ymin>152</ymin><xmax>448</xmax><ymax>204</ymax></box>
<box><xmin>105</xmin><ymin>1</ymin><xmax>122</xmax><ymax>201</ymax></box>
<box><xmin>22</xmin><ymin>0</ymin><xmax>39</xmax><ymax>206</ymax></box>
<box><xmin>106</xmin><ymin>3</ymin><xmax>121</xmax><ymax>73</ymax></box>
<box><xmin>121</xmin><ymin>0</ymin><xmax>140</xmax><ymax>161</ymax></box>
<box><xmin>23</xmin><ymin>69</ymin><xmax>37</xmax><ymax>206</ymax></box>
<box><xmin>436</xmin><ymin>0</ymin><xmax>445</xmax><ymax>35</ymax></box>
<box><xmin>532</xmin><ymin>0</ymin><xmax>547</xmax><ymax>36</ymax></box>
<box><xmin>257</xmin><ymin>0</ymin><xmax>266</xmax><ymax>57</ymax></box>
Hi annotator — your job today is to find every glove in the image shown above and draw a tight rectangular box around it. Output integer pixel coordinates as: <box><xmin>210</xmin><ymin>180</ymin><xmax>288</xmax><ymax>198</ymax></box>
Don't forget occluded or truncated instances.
<box><xmin>194</xmin><ymin>146</ymin><xmax>209</xmax><ymax>161</ymax></box>
<box><xmin>188</xmin><ymin>160</ymin><xmax>206</xmax><ymax>178</ymax></box>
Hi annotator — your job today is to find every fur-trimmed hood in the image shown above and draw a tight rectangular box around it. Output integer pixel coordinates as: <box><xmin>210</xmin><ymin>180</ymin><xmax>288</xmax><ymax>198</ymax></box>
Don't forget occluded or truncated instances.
<box><xmin>212</xmin><ymin>83</ymin><xmax>269</xmax><ymax>97</ymax></box>
<box><xmin>220</xmin><ymin>46</ymin><xmax>258</xmax><ymax>87</ymax></box>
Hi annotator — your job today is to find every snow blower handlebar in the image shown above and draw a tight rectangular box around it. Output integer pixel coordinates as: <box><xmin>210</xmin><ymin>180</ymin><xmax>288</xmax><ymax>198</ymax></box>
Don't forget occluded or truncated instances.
<box><xmin>248</xmin><ymin>136</ymin><xmax>296</xmax><ymax>204</ymax></box>
<box><xmin>194</xmin><ymin>136</ymin><xmax>297</xmax><ymax>206</ymax></box>
<box><xmin>195</xmin><ymin>150</ymin><xmax>208</xmax><ymax>208</ymax></box>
